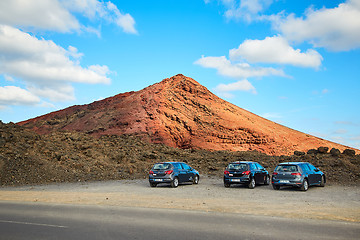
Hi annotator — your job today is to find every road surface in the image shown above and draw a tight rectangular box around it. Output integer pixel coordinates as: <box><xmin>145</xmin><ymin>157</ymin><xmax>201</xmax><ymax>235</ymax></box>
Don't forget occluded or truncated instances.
<box><xmin>0</xmin><ymin>202</ymin><xmax>359</xmax><ymax>240</ymax></box>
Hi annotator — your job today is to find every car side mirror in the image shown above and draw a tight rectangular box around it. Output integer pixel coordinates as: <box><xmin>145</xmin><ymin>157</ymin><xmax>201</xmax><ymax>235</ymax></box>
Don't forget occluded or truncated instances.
<box><xmin>315</xmin><ymin>169</ymin><xmax>320</xmax><ymax>172</ymax></box>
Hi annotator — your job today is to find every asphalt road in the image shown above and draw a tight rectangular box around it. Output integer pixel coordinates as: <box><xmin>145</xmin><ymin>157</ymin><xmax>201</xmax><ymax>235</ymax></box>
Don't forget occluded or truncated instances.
<box><xmin>0</xmin><ymin>202</ymin><xmax>359</xmax><ymax>240</ymax></box>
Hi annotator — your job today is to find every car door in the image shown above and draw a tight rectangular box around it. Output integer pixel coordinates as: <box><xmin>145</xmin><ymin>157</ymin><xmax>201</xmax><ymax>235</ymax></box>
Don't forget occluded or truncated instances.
<box><xmin>172</xmin><ymin>163</ymin><xmax>185</xmax><ymax>182</ymax></box>
<box><xmin>301</xmin><ymin>163</ymin><xmax>315</xmax><ymax>185</ymax></box>
<box><xmin>250</xmin><ymin>163</ymin><xmax>261</xmax><ymax>184</ymax></box>
<box><xmin>181</xmin><ymin>163</ymin><xmax>192</xmax><ymax>182</ymax></box>
<box><xmin>307</xmin><ymin>163</ymin><xmax>322</xmax><ymax>184</ymax></box>
<box><xmin>256</xmin><ymin>163</ymin><xmax>267</xmax><ymax>184</ymax></box>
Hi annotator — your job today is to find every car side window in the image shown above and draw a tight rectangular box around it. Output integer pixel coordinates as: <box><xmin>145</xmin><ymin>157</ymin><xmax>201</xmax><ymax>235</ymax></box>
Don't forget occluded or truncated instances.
<box><xmin>173</xmin><ymin>163</ymin><xmax>183</xmax><ymax>169</ymax></box>
<box><xmin>181</xmin><ymin>163</ymin><xmax>191</xmax><ymax>170</ymax></box>
<box><xmin>256</xmin><ymin>163</ymin><xmax>264</xmax><ymax>170</ymax></box>
<box><xmin>307</xmin><ymin>163</ymin><xmax>317</xmax><ymax>171</ymax></box>
<box><xmin>249</xmin><ymin>163</ymin><xmax>256</xmax><ymax>170</ymax></box>
<box><xmin>301</xmin><ymin>164</ymin><xmax>310</xmax><ymax>172</ymax></box>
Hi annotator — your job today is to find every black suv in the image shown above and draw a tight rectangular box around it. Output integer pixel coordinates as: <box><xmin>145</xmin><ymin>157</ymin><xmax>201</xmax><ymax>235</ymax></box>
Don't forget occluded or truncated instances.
<box><xmin>149</xmin><ymin>162</ymin><xmax>200</xmax><ymax>188</ymax></box>
<box><xmin>223</xmin><ymin>161</ymin><xmax>270</xmax><ymax>189</ymax></box>
<box><xmin>272</xmin><ymin>162</ymin><xmax>326</xmax><ymax>191</ymax></box>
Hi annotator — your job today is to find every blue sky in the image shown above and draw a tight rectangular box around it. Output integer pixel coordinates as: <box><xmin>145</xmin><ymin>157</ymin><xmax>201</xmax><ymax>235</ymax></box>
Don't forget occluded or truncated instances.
<box><xmin>0</xmin><ymin>0</ymin><xmax>359</xmax><ymax>149</ymax></box>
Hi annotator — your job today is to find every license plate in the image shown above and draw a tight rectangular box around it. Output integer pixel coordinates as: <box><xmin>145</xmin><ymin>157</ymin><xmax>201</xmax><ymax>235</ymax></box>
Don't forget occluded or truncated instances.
<box><xmin>154</xmin><ymin>179</ymin><xmax>163</xmax><ymax>182</ymax></box>
<box><xmin>230</xmin><ymin>179</ymin><xmax>241</xmax><ymax>182</ymax></box>
<box><xmin>280</xmin><ymin>180</ymin><xmax>289</xmax><ymax>183</ymax></box>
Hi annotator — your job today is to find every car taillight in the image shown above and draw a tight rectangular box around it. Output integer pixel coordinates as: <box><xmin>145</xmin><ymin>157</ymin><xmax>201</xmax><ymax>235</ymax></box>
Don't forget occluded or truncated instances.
<box><xmin>149</xmin><ymin>170</ymin><xmax>154</xmax><ymax>174</ymax></box>
<box><xmin>242</xmin><ymin>170</ymin><xmax>251</xmax><ymax>175</ymax></box>
<box><xmin>291</xmin><ymin>172</ymin><xmax>301</xmax><ymax>176</ymax></box>
<box><xmin>272</xmin><ymin>172</ymin><xmax>278</xmax><ymax>175</ymax></box>
<box><xmin>224</xmin><ymin>170</ymin><xmax>229</xmax><ymax>175</ymax></box>
<box><xmin>165</xmin><ymin>170</ymin><xmax>173</xmax><ymax>175</ymax></box>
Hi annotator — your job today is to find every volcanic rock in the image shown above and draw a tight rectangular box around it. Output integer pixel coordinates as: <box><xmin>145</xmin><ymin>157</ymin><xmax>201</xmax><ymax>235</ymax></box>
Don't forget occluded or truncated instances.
<box><xmin>330</xmin><ymin>148</ymin><xmax>341</xmax><ymax>157</ymax></box>
<box><xmin>18</xmin><ymin>74</ymin><xmax>357</xmax><ymax>156</ymax></box>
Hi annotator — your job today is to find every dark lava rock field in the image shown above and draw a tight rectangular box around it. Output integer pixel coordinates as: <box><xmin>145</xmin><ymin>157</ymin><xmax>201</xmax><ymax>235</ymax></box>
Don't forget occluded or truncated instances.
<box><xmin>1</xmin><ymin>121</ymin><xmax>359</xmax><ymax>186</ymax></box>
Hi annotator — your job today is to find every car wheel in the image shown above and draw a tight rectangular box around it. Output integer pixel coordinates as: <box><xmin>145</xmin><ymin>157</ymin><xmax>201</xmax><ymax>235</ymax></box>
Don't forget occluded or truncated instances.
<box><xmin>264</xmin><ymin>175</ymin><xmax>270</xmax><ymax>185</ymax></box>
<box><xmin>248</xmin><ymin>178</ymin><xmax>256</xmax><ymax>189</ymax></box>
<box><xmin>273</xmin><ymin>184</ymin><xmax>280</xmax><ymax>190</ymax></box>
<box><xmin>171</xmin><ymin>177</ymin><xmax>179</xmax><ymax>188</ymax></box>
<box><xmin>300</xmin><ymin>179</ymin><xmax>309</xmax><ymax>191</ymax></box>
<box><xmin>320</xmin><ymin>175</ymin><xmax>325</xmax><ymax>187</ymax></box>
<box><xmin>224</xmin><ymin>182</ymin><xmax>231</xmax><ymax>188</ymax></box>
<box><xmin>150</xmin><ymin>182</ymin><xmax>157</xmax><ymax>187</ymax></box>
<box><xmin>193</xmin><ymin>175</ymin><xmax>199</xmax><ymax>184</ymax></box>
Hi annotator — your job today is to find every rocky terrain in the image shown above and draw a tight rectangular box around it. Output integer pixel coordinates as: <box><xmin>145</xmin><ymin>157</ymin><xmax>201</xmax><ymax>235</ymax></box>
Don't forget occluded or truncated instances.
<box><xmin>1</xmin><ymin>121</ymin><xmax>359</xmax><ymax>186</ymax></box>
<box><xmin>18</xmin><ymin>74</ymin><xmax>356</xmax><ymax>156</ymax></box>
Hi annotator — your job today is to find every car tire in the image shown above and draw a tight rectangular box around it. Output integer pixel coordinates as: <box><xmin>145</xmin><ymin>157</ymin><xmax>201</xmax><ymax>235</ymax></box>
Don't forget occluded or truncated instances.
<box><xmin>300</xmin><ymin>179</ymin><xmax>309</xmax><ymax>191</ymax></box>
<box><xmin>264</xmin><ymin>175</ymin><xmax>270</xmax><ymax>185</ymax></box>
<box><xmin>224</xmin><ymin>182</ymin><xmax>231</xmax><ymax>188</ymax></box>
<box><xmin>193</xmin><ymin>175</ymin><xmax>199</xmax><ymax>184</ymax></box>
<box><xmin>273</xmin><ymin>184</ymin><xmax>280</xmax><ymax>190</ymax></box>
<box><xmin>248</xmin><ymin>178</ymin><xmax>256</xmax><ymax>189</ymax></box>
<box><xmin>319</xmin><ymin>175</ymin><xmax>325</xmax><ymax>187</ymax></box>
<box><xmin>150</xmin><ymin>182</ymin><xmax>157</xmax><ymax>187</ymax></box>
<box><xmin>171</xmin><ymin>177</ymin><xmax>179</xmax><ymax>188</ymax></box>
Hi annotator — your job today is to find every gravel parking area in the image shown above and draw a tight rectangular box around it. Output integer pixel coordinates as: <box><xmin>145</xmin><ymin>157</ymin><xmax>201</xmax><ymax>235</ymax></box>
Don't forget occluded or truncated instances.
<box><xmin>1</xmin><ymin>176</ymin><xmax>359</xmax><ymax>222</ymax></box>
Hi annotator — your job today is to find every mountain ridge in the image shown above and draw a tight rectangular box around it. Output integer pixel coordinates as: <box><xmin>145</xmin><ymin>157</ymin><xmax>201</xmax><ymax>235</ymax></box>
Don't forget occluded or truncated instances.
<box><xmin>18</xmin><ymin>74</ymin><xmax>357</xmax><ymax>155</ymax></box>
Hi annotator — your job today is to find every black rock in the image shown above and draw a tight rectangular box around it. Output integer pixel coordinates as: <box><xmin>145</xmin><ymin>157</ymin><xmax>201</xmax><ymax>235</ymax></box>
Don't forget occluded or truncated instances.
<box><xmin>330</xmin><ymin>148</ymin><xmax>341</xmax><ymax>157</ymax></box>
<box><xmin>307</xmin><ymin>149</ymin><xmax>318</xmax><ymax>155</ymax></box>
<box><xmin>343</xmin><ymin>149</ymin><xmax>355</xmax><ymax>156</ymax></box>
<box><xmin>318</xmin><ymin>147</ymin><xmax>329</xmax><ymax>154</ymax></box>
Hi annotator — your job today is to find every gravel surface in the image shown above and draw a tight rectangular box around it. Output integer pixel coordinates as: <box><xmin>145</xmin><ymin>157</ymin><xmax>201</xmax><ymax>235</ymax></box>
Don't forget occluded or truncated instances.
<box><xmin>1</xmin><ymin>176</ymin><xmax>359</xmax><ymax>223</ymax></box>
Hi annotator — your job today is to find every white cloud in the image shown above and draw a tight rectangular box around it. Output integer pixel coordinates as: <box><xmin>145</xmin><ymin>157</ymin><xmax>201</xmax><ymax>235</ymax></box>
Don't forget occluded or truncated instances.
<box><xmin>274</xmin><ymin>0</ymin><xmax>360</xmax><ymax>51</ymax></box>
<box><xmin>0</xmin><ymin>0</ymin><xmax>137</xmax><ymax>34</ymax></box>
<box><xmin>229</xmin><ymin>35</ymin><xmax>323</xmax><ymax>69</ymax></box>
<box><xmin>0</xmin><ymin>86</ymin><xmax>40</xmax><ymax>106</ymax></box>
<box><xmin>0</xmin><ymin>24</ymin><xmax>110</xmax><ymax>101</ymax></box>
<box><xmin>194</xmin><ymin>55</ymin><xmax>286</xmax><ymax>79</ymax></box>
<box><xmin>334</xmin><ymin>129</ymin><xmax>348</xmax><ymax>134</ymax></box>
<box><xmin>222</xmin><ymin>0</ymin><xmax>274</xmax><ymax>22</ymax></box>
<box><xmin>0</xmin><ymin>0</ymin><xmax>80</xmax><ymax>33</ymax></box>
<box><xmin>106</xmin><ymin>2</ymin><xmax>137</xmax><ymax>34</ymax></box>
<box><xmin>261</xmin><ymin>112</ymin><xmax>282</xmax><ymax>119</ymax></box>
<box><xmin>214</xmin><ymin>79</ymin><xmax>257</xmax><ymax>97</ymax></box>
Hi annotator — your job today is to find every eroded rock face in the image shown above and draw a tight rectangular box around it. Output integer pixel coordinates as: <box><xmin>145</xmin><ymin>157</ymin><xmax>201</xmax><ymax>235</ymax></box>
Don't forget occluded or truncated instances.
<box><xmin>18</xmin><ymin>74</ymin><xmax>357</xmax><ymax>155</ymax></box>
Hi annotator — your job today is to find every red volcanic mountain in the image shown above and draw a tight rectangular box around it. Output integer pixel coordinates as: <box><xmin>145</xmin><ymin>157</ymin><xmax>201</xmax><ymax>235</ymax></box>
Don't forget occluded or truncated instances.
<box><xmin>18</xmin><ymin>74</ymin><xmax>353</xmax><ymax>155</ymax></box>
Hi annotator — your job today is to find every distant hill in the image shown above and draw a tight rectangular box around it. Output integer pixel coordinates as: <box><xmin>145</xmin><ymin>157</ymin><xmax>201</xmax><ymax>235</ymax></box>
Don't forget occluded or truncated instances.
<box><xmin>18</xmin><ymin>74</ymin><xmax>357</xmax><ymax>156</ymax></box>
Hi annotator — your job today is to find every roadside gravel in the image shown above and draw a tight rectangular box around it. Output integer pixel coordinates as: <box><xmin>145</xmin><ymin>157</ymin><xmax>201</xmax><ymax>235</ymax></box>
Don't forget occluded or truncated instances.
<box><xmin>0</xmin><ymin>176</ymin><xmax>359</xmax><ymax>223</ymax></box>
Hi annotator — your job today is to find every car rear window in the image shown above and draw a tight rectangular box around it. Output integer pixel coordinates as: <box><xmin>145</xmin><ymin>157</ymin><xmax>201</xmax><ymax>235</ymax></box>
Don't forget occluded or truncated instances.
<box><xmin>275</xmin><ymin>165</ymin><xmax>298</xmax><ymax>172</ymax></box>
<box><xmin>152</xmin><ymin>163</ymin><xmax>172</xmax><ymax>170</ymax></box>
<box><xmin>227</xmin><ymin>163</ymin><xmax>248</xmax><ymax>171</ymax></box>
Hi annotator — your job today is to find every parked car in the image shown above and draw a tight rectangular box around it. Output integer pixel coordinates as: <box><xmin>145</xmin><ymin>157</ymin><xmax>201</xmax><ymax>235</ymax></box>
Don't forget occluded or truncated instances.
<box><xmin>223</xmin><ymin>161</ymin><xmax>270</xmax><ymax>189</ymax></box>
<box><xmin>149</xmin><ymin>162</ymin><xmax>199</xmax><ymax>188</ymax></box>
<box><xmin>271</xmin><ymin>162</ymin><xmax>325</xmax><ymax>191</ymax></box>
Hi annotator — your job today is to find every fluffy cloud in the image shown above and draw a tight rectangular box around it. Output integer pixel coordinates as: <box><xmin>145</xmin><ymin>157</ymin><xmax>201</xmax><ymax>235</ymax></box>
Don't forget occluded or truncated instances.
<box><xmin>230</xmin><ymin>35</ymin><xmax>323</xmax><ymax>68</ymax></box>
<box><xmin>214</xmin><ymin>79</ymin><xmax>257</xmax><ymax>97</ymax></box>
<box><xmin>274</xmin><ymin>0</ymin><xmax>360</xmax><ymax>51</ymax></box>
<box><xmin>225</xmin><ymin>0</ymin><xmax>273</xmax><ymax>22</ymax></box>
<box><xmin>0</xmin><ymin>0</ymin><xmax>137</xmax><ymax>34</ymax></box>
<box><xmin>0</xmin><ymin>86</ymin><xmax>40</xmax><ymax>106</ymax></box>
<box><xmin>0</xmin><ymin>0</ymin><xmax>79</xmax><ymax>33</ymax></box>
<box><xmin>0</xmin><ymin>24</ymin><xmax>110</xmax><ymax>101</ymax></box>
<box><xmin>194</xmin><ymin>55</ymin><xmax>285</xmax><ymax>79</ymax></box>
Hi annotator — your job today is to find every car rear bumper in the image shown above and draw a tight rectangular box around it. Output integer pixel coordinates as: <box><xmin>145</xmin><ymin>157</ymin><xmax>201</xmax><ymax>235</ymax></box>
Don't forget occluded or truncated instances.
<box><xmin>149</xmin><ymin>176</ymin><xmax>173</xmax><ymax>184</ymax></box>
<box><xmin>272</xmin><ymin>179</ymin><xmax>303</xmax><ymax>187</ymax></box>
<box><xmin>224</xmin><ymin>176</ymin><xmax>250</xmax><ymax>184</ymax></box>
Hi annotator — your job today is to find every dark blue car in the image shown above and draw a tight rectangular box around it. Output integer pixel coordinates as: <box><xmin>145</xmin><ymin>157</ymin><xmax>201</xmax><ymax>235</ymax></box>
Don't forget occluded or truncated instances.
<box><xmin>272</xmin><ymin>162</ymin><xmax>326</xmax><ymax>191</ymax></box>
<box><xmin>223</xmin><ymin>161</ymin><xmax>270</xmax><ymax>189</ymax></box>
<box><xmin>149</xmin><ymin>162</ymin><xmax>200</xmax><ymax>188</ymax></box>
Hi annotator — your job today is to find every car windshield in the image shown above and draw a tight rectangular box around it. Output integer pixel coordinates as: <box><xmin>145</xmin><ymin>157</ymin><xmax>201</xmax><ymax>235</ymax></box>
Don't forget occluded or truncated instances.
<box><xmin>152</xmin><ymin>163</ymin><xmax>172</xmax><ymax>170</ymax></box>
<box><xmin>275</xmin><ymin>165</ymin><xmax>298</xmax><ymax>172</ymax></box>
<box><xmin>227</xmin><ymin>163</ymin><xmax>248</xmax><ymax>171</ymax></box>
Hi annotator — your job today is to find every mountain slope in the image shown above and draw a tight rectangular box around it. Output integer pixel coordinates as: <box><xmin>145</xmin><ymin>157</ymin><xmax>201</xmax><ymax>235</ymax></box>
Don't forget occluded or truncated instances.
<box><xmin>18</xmin><ymin>74</ymin><xmax>355</xmax><ymax>155</ymax></box>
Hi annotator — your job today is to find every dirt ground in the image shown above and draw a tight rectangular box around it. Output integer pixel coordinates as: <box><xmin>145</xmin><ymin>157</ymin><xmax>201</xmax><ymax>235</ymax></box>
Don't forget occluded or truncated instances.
<box><xmin>0</xmin><ymin>176</ymin><xmax>359</xmax><ymax>223</ymax></box>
